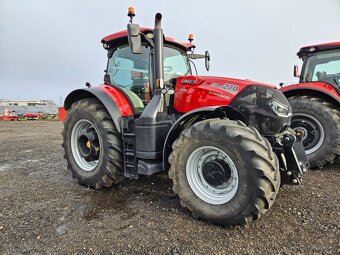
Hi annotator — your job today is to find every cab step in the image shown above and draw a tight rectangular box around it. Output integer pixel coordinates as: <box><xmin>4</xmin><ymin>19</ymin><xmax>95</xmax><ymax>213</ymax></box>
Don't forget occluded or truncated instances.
<box><xmin>122</xmin><ymin>132</ymin><xmax>138</xmax><ymax>179</ymax></box>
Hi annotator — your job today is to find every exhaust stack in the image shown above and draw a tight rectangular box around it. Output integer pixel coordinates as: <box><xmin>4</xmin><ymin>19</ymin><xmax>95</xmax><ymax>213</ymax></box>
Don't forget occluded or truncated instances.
<box><xmin>153</xmin><ymin>13</ymin><xmax>164</xmax><ymax>91</ymax></box>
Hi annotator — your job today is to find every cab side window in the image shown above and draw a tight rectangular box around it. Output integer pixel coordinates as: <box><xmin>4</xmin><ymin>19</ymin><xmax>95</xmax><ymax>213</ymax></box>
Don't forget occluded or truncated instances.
<box><xmin>107</xmin><ymin>45</ymin><xmax>151</xmax><ymax>112</ymax></box>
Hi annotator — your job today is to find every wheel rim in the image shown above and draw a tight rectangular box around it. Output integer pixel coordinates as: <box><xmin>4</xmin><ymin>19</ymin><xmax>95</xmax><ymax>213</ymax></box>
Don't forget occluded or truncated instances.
<box><xmin>71</xmin><ymin>119</ymin><xmax>101</xmax><ymax>171</ymax></box>
<box><xmin>186</xmin><ymin>146</ymin><xmax>239</xmax><ymax>205</ymax></box>
<box><xmin>290</xmin><ymin>113</ymin><xmax>325</xmax><ymax>155</ymax></box>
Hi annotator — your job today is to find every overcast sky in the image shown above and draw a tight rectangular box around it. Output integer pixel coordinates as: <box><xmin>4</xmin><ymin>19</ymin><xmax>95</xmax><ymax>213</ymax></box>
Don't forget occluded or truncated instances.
<box><xmin>1</xmin><ymin>0</ymin><xmax>340</xmax><ymax>105</ymax></box>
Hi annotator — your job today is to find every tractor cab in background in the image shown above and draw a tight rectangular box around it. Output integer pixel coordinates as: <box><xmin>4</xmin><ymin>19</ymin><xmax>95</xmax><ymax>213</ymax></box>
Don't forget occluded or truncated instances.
<box><xmin>296</xmin><ymin>43</ymin><xmax>340</xmax><ymax>91</ymax></box>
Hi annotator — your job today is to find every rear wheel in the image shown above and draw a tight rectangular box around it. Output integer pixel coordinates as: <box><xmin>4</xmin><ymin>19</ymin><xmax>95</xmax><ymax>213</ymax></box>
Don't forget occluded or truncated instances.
<box><xmin>62</xmin><ymin>99</ymin><xmax>124</xmax><ymax>189</ymax></box>
<box><xmin>169</xmin><ymin>119</ymin><xmax>280</xmax><ymax>226</ymax></box>
<box><xmin>289</xmin><ymin>96</ymin><xmax>340</xmax><ymax>169</ymax></box>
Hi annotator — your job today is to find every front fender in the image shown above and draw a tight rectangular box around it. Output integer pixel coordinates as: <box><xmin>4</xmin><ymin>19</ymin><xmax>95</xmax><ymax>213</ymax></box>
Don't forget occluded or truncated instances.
<box><xmin>64</xmin><ymin>85</ymin><xmax>133</xmax><ymax>133</ymax></box>
<box><xmin>162</xmin><ymin>106</ymin><xmax>246</xmax><ymax>171</ymax></box>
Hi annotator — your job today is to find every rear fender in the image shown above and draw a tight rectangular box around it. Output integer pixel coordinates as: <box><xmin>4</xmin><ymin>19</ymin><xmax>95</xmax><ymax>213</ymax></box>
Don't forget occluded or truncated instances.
<box><xmin>64</xmin><ymin>85</ymin><xmax>134</xmax><ymax>133</ymax></box>
<box><xmin>163</xmin><ymin>106</ymin><xmax>246</xmax><ymax>171</ymax></box>
<box><xmin>280</xmin><ymin>83</ymin><xmax>340</xmax><ymax>107</ymax></box>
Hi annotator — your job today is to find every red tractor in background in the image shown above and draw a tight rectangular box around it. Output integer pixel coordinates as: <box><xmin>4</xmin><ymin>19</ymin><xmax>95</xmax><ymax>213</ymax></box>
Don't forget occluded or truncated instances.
<box><xmin>281</xmin><ymin>42</ymin><xmax>340</xmax><ymax>168</ymax></box>
<box><xmin>62</xmin><ymin>8</ymin><xmax>307</xmax><ymax>226</ymax></box>
<box><xmin>0</xmin><ymin>109</ymin><xmax>18</xmax><ymax>121</ymax></box>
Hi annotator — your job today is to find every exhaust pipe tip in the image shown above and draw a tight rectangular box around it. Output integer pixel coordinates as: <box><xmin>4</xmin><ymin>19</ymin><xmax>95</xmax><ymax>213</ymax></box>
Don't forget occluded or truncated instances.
<box><xmin>155</xmin><ymin>13</ymin><xmax>162</xmax><ymax>20</ymax></box>
<box><xmin>155</xmin><ymin>13</ymin><xmax>162</xmax><ymax>28</ymax></box>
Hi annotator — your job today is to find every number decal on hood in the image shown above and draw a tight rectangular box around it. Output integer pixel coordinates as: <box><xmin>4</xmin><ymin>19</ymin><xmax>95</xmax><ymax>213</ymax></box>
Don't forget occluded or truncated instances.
<box><xmin>210</xmin><ymin>83</ymin><xmax>239</xmax><ymax>95</ymax></box>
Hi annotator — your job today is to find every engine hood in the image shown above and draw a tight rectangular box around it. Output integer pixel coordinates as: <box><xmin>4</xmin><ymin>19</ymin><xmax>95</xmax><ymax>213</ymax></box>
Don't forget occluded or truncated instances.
<box><xmin>174</xmin><ymin>75</ymin><xmax>280</xmax><ymax>114</ymax></box>
<box><xmin>178</xmin><ymin>75</ymin><xmax>276</xmax><ymax>89</ymax></box>
<box><xmin>173</xmin><ymin>75</ymin><xmax>292</xmax><ymax>135</ymax></box>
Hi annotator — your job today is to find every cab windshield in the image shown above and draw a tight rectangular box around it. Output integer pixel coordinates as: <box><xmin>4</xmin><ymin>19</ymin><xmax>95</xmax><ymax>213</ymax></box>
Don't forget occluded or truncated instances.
<box><xmin>107</xmin><ymin>45</ymin><xmax>190</xmax><ymax>88</ymax></box>
<box><xmin>301</xmin><ymin>50</ymin><xmax>340</xmax><ymax>88</ymax></box>
<box><xmin>106</xmin><ymin>44</ymin><xmax>190</xmax><ymax>111</ymax></box>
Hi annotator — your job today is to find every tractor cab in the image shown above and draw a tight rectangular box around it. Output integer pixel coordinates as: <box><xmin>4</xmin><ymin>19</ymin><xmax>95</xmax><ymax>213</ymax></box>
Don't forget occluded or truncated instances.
<box><xmin>101</xmin><ymin>27</ymin><xmax>197</xmax><ymax>115</ymax></box>
<box><xmin>103</xmin><ymin>39</ymin><xmax>191</xmax><ymax>112</ymax></box>
<box><xmin>295</xmin><ymin>42</ymin><xmax>340</xmax><ymax>92</ymax></box>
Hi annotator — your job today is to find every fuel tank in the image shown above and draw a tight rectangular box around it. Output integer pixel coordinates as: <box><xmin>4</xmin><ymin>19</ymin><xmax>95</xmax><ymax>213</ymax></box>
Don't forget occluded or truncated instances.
<box><xmin>173</xmin><ymin>75</ymin><xmax>276</xmax><ymax>113</ymax></box>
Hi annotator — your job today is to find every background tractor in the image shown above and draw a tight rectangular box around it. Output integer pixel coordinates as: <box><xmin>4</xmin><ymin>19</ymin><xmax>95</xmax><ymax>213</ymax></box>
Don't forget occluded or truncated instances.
<box><xmin>281</xmin><ymin>42</ymin><xmax>340</xmax><ymax>168</ymax></box>
<box><xmin>0</xmin><ymin>108</ymin><xmax>18</xmax><ymax>121</ymax></box>
<box><xmin>62</xmin><ymin>8</ymin><xmax>307</xmax><ymax>226</ymax></box>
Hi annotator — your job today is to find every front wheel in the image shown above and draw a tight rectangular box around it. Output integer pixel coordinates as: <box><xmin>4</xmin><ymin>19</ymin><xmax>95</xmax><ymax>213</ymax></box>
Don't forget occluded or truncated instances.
<box><xmin>289</xmin><ymin>96</ymin><xmax>340</xmax><ymax>169</ymax></box>
<box><xmin>62</xmin><ymin>98</ymin><xmax>124</xmax><ymax>189</ymax></box>
<box><xmin>169</xmin><ymin>119</ymin><xmax>280</xmax><ymax>226</ymax></box>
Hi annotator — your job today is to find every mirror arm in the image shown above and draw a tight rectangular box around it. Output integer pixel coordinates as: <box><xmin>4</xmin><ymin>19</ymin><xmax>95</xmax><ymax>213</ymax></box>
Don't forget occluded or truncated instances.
<box><xmin>140</xmin><ymin>33</ymin><xmax>154</xmax><ymax>48</ymax></box>
<box><xmin>188</xmin><ymin>53</ymin><xmax>205</xmax><ymax>59</ymax></box>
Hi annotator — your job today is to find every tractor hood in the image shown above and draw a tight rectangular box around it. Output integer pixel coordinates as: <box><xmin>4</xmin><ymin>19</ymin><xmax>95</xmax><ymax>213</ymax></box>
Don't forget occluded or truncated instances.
<box><xmin>175</xmin><ymin>75</ymin><xmax>286</xmax><ymax>112</ymax></box>
<box><xmin>174</xmin><ymin>75</ymin><xmax>291</xmax><ymax>135</ymax></box>
<box><xmin>176</xmin><ymin>75</ymin><xmax>276</xmax><ymax>97</ymax></box>
<box><xmin>178</xmin><ymin>75</ymin><xmax>276</xmax><ymax>88</ymax></box>
<box><xmin>201</xmin><ymin>76</ymin><xmax>275</xmax><ymax>86</ymax></box>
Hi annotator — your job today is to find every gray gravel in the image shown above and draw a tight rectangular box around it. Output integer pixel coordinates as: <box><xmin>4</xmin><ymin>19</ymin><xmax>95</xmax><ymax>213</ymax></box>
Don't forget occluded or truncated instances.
<box><xmin>0</xmin><ymin>121</ymin><xmax>339</xmax><ymax>255</ymax></box>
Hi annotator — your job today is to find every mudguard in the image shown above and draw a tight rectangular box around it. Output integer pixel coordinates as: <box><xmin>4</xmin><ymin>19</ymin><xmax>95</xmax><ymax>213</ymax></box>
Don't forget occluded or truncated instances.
<box><xmin>64</xmin><ymin>85</ymin><xmax>134</xmax><ymax>133</ymax></box>
<box><xmin>280</xmin><ymin>82</ymin><xmax>340</xmax><ymax>106</ymax></box>
<box><xmin>162</xmin><ymin>106</ymin><xmax>246</xmax><ymax>171</ymax></box>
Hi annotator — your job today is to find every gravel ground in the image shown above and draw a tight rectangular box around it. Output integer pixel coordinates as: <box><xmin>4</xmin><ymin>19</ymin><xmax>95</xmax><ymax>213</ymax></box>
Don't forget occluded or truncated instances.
<box><xmin>0</xmin><ymin>121</ymin><xmax>339</xmax><ymax>255</ymax></box>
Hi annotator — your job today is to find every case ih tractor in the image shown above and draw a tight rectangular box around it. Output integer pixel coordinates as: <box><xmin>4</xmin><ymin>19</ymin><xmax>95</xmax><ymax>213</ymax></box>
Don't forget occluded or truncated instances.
<box><xmin>281</xmin><ymin>42</ymin><xmax>340</xmax><ymax>168</ymax></box>
<box><xmin>62</xmin><ymin>9</ymin><xmax>307</xmax><ymax>226</ymax></box>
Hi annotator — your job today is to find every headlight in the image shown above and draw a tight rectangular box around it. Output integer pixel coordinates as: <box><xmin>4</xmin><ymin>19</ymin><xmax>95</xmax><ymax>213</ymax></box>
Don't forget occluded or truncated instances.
<box><xmin>230</xmin><ymin>85</ymin><xmax>292</xmax><ymax>135</ymax></box>
<box><xmin>269</xmin><ymin>99</ymin><xmax>290</xmax><ymax>117</ymax></box>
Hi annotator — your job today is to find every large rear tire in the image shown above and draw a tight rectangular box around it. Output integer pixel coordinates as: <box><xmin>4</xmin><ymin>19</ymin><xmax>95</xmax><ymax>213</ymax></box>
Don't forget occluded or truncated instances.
<box><xmin>169</xmin><ymin>119</ymin><xmax>280</xmax><ymax>226</ymax></box>
<box><xmin>289</xmin><ymin>96</ymin><xmax>340</xmax><ymax>169</ymax></box>
<box><xmin>62</xmin><ymin>99</ymin><xmax>124</xmax><ymax>189</ymax></box>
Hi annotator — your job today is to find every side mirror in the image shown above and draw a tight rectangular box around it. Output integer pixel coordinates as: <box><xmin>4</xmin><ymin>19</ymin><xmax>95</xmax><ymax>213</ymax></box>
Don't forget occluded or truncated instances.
<box><xmin>127</xmin><ymin>23</ymin><xmax>142</xmax><ymax>54</ymax></box>
<box><xmin>205</xmin><ymin>50</ymin><xmax>210</xmax><ymax>71</ymax></box>
<box><xmin>293</xmin><ymin>65</ymin><xmax>299</xmax><ymax>78</ymax></box>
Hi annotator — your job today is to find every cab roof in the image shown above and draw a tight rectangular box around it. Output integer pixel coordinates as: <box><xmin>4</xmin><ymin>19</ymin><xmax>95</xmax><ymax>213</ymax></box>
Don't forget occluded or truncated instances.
<box><xmin>297</xmin><ymin>41</ymin><xmax>340</xmax><ymax>58</ymax></box>
<box><xmin>101</xmin><ymin>27</ymin><xmax>195</xmax><ymax>52</ymax></box>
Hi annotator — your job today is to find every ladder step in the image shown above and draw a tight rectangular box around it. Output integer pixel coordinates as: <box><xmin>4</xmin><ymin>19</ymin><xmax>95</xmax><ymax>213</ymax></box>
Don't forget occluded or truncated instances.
<box><xmin>123</xmin><ymin>132</ymin><xmax>135</xmax><ymax>135</ymax></box>
<box><xmin>122</xmin><ymin>132</ymin><xmax>138</xmax><ymax>179</ymax></box>
<box><xmin>123</xmin><ymin>133</ymin><xmax>135</xmax><ymax>138</ymax></box>
<box><xmin>125</xmin><ymin>151</ymin><xmax>135</xmax><ymax>156</ymax></box>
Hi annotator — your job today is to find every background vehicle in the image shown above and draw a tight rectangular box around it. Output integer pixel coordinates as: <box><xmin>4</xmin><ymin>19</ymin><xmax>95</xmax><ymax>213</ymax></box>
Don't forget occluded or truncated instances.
<box><xmin>281</xmin><ymin>42</ymin><xmax>340</xmax><ymax>168</ymax></box>
<box><xmin>0</xmin><ymin>109</ymin><xmax>18</xmax><ymax>121</ymax></box>
<box><xmin>62</xmin><ymin>8</ymin><xmax>307</xmax><ymax>226</ymax></box>
<box><xmin>23</xmin><ymin>113</ymin><xmax>42</xmax><ymax>120</ymax></box>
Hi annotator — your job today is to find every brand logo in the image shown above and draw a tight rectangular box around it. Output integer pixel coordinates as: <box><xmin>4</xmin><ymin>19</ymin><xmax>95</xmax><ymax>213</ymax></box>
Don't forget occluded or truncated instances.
<box><xmin>181</xmin><ymin>79</ymin><xmax>197</xmax><ymax>84</ymax></box>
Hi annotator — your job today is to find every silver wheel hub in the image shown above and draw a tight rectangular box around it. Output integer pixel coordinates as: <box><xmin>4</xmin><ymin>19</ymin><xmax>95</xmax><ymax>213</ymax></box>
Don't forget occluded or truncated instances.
<box><xmin>186</xmin><ymin>146</ymin><xmax>239</xmax><ymax>205</ymax></box>
<box><xmin>291</xmin><ymin>113</ymin><xmax>325</xmax><ymax>155</ymax></box>
<box><xmin>71</xmin><ymin>119</ymin><xmax>101</xmax><ymax>171</ymax></box>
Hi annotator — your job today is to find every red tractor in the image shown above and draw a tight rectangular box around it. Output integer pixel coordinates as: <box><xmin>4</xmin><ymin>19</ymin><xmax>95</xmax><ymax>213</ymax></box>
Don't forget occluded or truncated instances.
<box><xmin>0</xmin><ymin>109</ymin><xmax>18</xmax><ymax>121</ymax></box>
<box><xmin>281</xmin><ymin>42</ymin><xmax>340</xmax><ymax>168</ymax></box>
<box><xmin>62</xmin><ymin>9</ymin><xmax>307</xmax><ymax>226</ymax></box>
